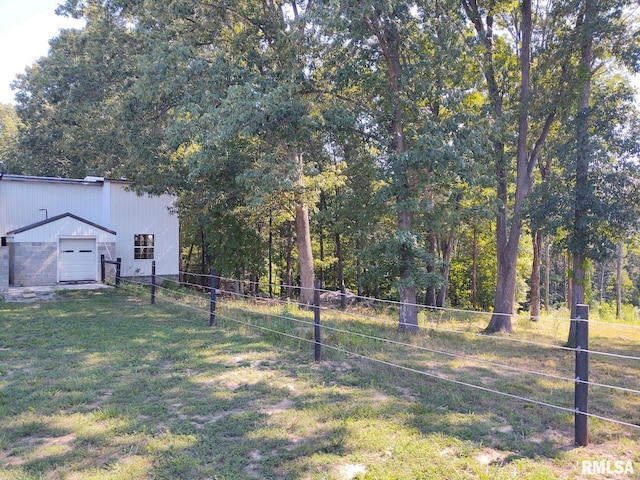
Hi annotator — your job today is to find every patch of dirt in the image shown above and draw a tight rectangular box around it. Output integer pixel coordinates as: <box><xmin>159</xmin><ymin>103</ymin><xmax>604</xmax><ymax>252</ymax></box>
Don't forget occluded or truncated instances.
<box><xmin>261</xmin><ymin>399</ymin><xmax>294</xmax><ymax>415</ymax></box>
<box><xmin>186</xmin><ymin>409</ymin><xmax>249</xmax><ymax>428</ymax></box>
<box><xmin>243</xmin><ymin>450</ymin><xmax>263</xmax><ymax>478</ymax></box>
<box><xmin>335</xmin><ymin>463</ymin><xmax>367</xmax><ymax>479</ymax></box>
<box><xmin>85</xmin><ymin>390</ymin><xmax>114</xmax><ymax>410</ymax></box>
<box><xmin>474</xmin><ymin>447</ymin><xmax>507</xmax><ymax>466</ymax></box>
<box><xmin>495</xmin><ymin>425</ymin><xmax>514</xmax><ymax>434</ymax></box>
<box><xmin>372</xmin><ymin>390</ymin><xmax>390</xmax><ymax>402</ymax></box>
<box><xmin>395</xmin><ymin>386</ymin><xmax>417</xmax><ymax>402</ymax></box>
<box><xmin>0</xmin><ymin>433</ymin><xmax>77</xmax><ymax>467</ymax></box>
<box><xmin>528</xmin><ymin>428</ymin><xmax>571</xmax><ymax>445</ymax></box>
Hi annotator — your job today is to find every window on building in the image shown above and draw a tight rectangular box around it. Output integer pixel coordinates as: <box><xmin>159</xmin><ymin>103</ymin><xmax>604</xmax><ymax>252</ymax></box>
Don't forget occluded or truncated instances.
<box><xmin>134</xmin><ymin>234</ymin><xmax>154</xmax><ymax>259</ymax></box>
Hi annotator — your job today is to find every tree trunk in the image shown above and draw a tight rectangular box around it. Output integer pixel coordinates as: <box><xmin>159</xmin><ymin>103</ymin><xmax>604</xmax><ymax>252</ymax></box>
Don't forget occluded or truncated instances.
<box><xmin>335</xmin><ymin>232</ymin><xmax>346</xmax><ymax>308</ymax></box>
<box><xmin>463</xmin><ymin>0</ymin><xmax>548</xmax><ymax>334</ymax></box>
<box><xmin>295</xmin><ymin>203</ymin><xmax>315</xmax><ymax>305</ymax></box>
<box><xmin>365</xmin><ymin>14</ymin><xmax>418</xmax><ymax>331</ymax></box>
<box><xmin>356</xmin><ymin>237</ymin><xmax>363</xmax><ymax>297</ymax></box>
<box><xmin>183</xmin><ymin>243</ymin><xmax>194</xmax><ymax>282</ymax></box>
<box><xmin>472</xmin><ymin>226</ymin><xmax>478</xmax><ymax>309</ymax></box>
<box><xmin>487</xmin><ymin>0</ymin><xmax>535</xmax><ymax>334</ymax></box>
<box><xmin>200</xmin><ymin>227</ymin><xmax>209</xmax><ymax>287</ymax></box>
<box><xmin>319</xmin><ymin>192</ymin><xmax>326</xmax><ymax>288</ymax></box>
<box><xmin>530</xmin><ymin>229</ymin><xmax>542</xmax><ymax>321</ymax></box>
<box><xmin>544</xmin><ymin>239</ymin><xmax>551</xmax><ymax>312</ymax></box>
<box><xmin>425</xmin><ymin>231</ymin><xmax>437</xmax><ymax>307</ymax></box>
<box><xmin>616</xmin><ymin>241</ymin><xmax>623</xmax><ymax>318</ymax></box>
<box><xmin>284</xmin><ymin>221</ymin><xmax>294</xmax><ymax>299</ymax></box>
<box><xmin>485</xmin><ymin>237</ymin><xmax>517</xmax><ymax>333</ymax></box>
<box><xmin>599</xmin><ymin>262</ymin><xmax>606</xmax><ymax>306</ymax></box>
<box><xmin>268</xmin><ymin>213</ymin><xmax>273</xmax><ymax>298</ymax></box>
<box><xmin>436</xmin><ymin>234</ymin><xmax>455</xmax><ymax>308</ymax></box>
<box><xmin>397</xmin><ymin>209</ymin><xmax>418</xmax><ymax>332</ymax></box>
<box><xmin>567</xmin><ymin>0</ymin><xmax>594</xmax><ymax>348</ymax></box>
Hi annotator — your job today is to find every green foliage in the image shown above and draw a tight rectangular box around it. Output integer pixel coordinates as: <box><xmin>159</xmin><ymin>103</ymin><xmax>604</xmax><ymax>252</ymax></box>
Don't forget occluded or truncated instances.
<box><xmin>0</xmin><ymin>104</ymin><xmax>22</xmax><ymax>172</ymax></box>
<box><xmin>6</xmin><ymin>0</ymin><xmax>640</xmax><ymax>319</ymax></box>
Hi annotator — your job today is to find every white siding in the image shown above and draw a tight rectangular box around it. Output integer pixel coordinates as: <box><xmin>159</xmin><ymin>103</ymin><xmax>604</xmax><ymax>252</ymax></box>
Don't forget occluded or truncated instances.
<box><xmin>0</xmin><ymin>180</ymin><xmax>102</xmax><ymax>236</ymax></box>
<box><xmin>109</xmin><ymin>183</ymin><xmax>179</xmax><ymax>277</ymax></box>
<box><xmin>0</xmin><ymin>176</ymin><xmax>179</xmax><ymax>280</ymax></box>
<box><xmin>7</xmin><ymin>216</ymin><xmax>115</xmax><ymax>244</ymax></box>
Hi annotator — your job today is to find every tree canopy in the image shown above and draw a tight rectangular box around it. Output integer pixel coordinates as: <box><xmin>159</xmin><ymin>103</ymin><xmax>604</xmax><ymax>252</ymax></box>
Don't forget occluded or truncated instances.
<box><xmin>8</xmin><ymin>0</ymin><xmax>640</xmax><ymax>328</ymax></box>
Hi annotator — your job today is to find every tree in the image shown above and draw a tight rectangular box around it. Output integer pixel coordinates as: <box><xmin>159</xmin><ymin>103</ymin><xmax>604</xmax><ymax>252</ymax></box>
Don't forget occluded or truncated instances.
<box><xmin>459</xmin><ymin>0</ymin><xmax>639</xmax><ymax>333</ymax></box>
<box><xmin>0</xmin><ymin>104</ymin><xmax>22</xmax><ymax>172</ymax></box>
<box><xmin>314</xmin><ymin>0</ymin><xmax>480</xmax><ymax>330</ymax></box>
<box><xmin>14</xmin><ymin>5</ymin><xmax>138</xmax><ymax>179</ymax></box>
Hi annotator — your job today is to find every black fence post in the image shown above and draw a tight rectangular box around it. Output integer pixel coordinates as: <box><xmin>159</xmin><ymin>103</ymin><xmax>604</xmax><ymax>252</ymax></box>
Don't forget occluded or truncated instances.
<box><xmin>314</xmin><ymin>279</ymin><xmax>321</xmax><ymax>362</ymax></box>
<box><xmin>151</xmin><ymin>260</ymin><xmax>156</xmax><ymax>305</ymax></box>
<box><xmin>100</xmin><ymin>255</ymin><xmax>105</xmax><ymax>283</ymax></box>
<box><xmin>575</xmin><ymin>303</ymin><xmax>589</xmax><ymax>447</ymax></box>
<box><xmin>115</xmin><ymin>258</ymin><xmax>121</xmax><ymax>287</ymax></box>
<box><xmin>209</xmin><ymin>268</ymin><xmax>217</xmax><ymax>327</ymax></box>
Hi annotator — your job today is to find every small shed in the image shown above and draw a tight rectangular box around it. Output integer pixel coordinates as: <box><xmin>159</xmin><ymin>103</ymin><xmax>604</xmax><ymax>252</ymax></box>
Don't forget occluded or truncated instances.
<box><xmin>6</xmin><ymin>213</ymin><xmax>116</xmax><ymax>287</ymax></box>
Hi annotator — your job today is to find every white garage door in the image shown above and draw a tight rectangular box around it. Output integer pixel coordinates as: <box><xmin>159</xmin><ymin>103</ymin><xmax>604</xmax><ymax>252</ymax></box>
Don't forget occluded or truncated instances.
<box><xmin>59</xmin><ymin>238</ymin><xmax>97</xmax><ymax>282</ymax></box>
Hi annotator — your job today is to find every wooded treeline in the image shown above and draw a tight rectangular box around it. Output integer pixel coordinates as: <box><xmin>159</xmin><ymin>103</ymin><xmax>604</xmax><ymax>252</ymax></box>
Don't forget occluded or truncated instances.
<box><xmin>2</xmin><ymin>0</ymin><xmax>640</xmax><ymax>334</ymax></box>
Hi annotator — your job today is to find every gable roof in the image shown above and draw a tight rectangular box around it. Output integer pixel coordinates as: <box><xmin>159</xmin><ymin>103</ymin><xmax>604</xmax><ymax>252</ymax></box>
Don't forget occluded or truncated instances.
<box><xmin>6</xmin><ymin>212</ymin><xmax>117</xmax><ymax>236</ymax></box>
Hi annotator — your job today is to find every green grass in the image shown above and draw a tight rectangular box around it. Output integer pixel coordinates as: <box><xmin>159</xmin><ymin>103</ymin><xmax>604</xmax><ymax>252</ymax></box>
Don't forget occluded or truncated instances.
<box><xmin>0</xmin><ymin>288</ymin><xmax>638</xmax><ymax>479</ymax></box>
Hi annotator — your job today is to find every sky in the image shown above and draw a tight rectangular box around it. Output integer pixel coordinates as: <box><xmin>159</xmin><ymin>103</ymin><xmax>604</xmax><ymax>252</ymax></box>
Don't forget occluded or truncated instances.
<box><xmin>0</xmin><ymin>0</ymin><xmax>83</xmax><ymax>104</ymax></box>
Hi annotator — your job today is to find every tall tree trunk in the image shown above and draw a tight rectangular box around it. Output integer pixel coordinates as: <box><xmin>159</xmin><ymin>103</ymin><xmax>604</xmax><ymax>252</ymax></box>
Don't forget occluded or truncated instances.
<box><xmin>436</xmin><ymin>234</ymin><xmax>455</xmax><ymax>308</ymax></box>
<box><xmin>568</xmin><ymin>0</ymin><xmax>594</xmax><ymax>347</ymax></box>
<box><xmin>269</xmin><ymin>213</ymin><xmax>273</xmax><ymax>298</ymax></box>
<box><xmin>472</xmin><ymin>226</ymin><xmax>478</xmax><ymax>309</ymax></box>
<box><xmin>356</xmin><ymin>236</ymin><xmax>363</xmax><ymax>297</ymax></box>
<box><xmin>398</xmin><ymin>209</ymin><xmax>418</xmax><ymax>332</ymax></box>
<box><xmin>183</xmin><ymin>243</ymin><xmax>194</xmax><ymax>282</ymax></box>
<box><xmin>530</xmin><ymin>229</ymin><xmax>542</xmax><ymax>321</ymax></box>
<box><xmin>295</xmin><ymin>203</ymin><xmax>315</xmax><ymax>305</ymax></box>
<box><xmin>486</xmin><ymin>237</ymin><xmax>518</xmax><ymax>333</ymax></box>
<box><xmin>365</xmin><ymin>14</ymin><xmax>418</xmax><ymax>331</ymax></box>
<box><xmin>319</xmin><ymin>192</ymin><xmax>326</xmax><ymax>288</ymax></box>
<box><xmin>486</xmin><ymin>0</ymin><xmax>534</xmax><ymax>334</ymax></box>
<box><xmin>616</xmin><ymin>241</ymin><xmax>623</xmax><ymax>318</ymax></box>
<box><xmin>335</xmin><ymin>232</ymin><xmax>346</xmax><ymax>308</ymax></box>
<box><xmin>544</xmin><ymin>239</ymin><xmax>551</xmax><ymax>312</ymax></box>
<box><xmin>425</xmin><ymin>231</ymin><xmax>437</xmax><ymax>307</ymax></box>
<box><xmin>284</xmin><ymin>221</ymin><xmax>294</xmax><ymax>299</ymax></box>
<box><xmin>599</xmin><ymin>262</ymin><xmax>606</xmax><ymax>306</ymax></box>
<box><xmin>200</xmin><ymin>227</ymin><xmax>207</xmax><ymax>280</ymax></box>
<box><xmin>463</xmin><ymin>0</ymin><xmax>555</xmax><ymax>333</ymax></box>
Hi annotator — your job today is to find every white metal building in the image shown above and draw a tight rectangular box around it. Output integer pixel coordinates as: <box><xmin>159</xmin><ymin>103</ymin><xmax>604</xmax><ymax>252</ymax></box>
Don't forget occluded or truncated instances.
<box><xmin>0</xmin><ymin>174</ymin><xmax>179</xmax><ymax>289</ymax></box>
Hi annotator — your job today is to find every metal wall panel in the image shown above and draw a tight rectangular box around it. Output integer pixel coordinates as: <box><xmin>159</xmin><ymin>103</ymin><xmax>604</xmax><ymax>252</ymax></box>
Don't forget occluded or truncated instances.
<box><xmin>109</xmin><ymin>184</ymin><xmax>179</xmax><ymax>277</ymax></box>
<box><xmin>0</xmin><ymin>179</ymin><xmax>102</xmax><ymax>236</ymax></box>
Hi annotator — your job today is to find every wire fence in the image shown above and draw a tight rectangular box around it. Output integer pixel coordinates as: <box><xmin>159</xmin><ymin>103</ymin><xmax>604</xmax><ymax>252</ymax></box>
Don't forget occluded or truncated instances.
<box><xmin>104</xmin><ymin>264</ymin><xmax>640</xmax><ymax>444</ymax></box>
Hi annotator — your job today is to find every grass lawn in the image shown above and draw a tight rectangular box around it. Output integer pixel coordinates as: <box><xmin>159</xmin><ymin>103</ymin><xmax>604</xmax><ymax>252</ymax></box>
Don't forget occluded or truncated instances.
<box><xmin>0</xmin><ymin>288</ymin><xmax>638</xmax><ymax>479</ymax></box>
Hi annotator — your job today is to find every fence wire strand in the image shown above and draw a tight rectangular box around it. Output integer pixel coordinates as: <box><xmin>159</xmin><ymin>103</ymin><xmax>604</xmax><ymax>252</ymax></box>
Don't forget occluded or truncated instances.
<box><xmin>112</xmin><ymin>270</ymin><xmax>640</xmax><ymax>363</ymax></box>
<box><xmin>211</xmin><ymin>309</ymin><xmax>640</xmax><ymax>431</ymax></box>
<box><xmin>105</xmin><ymin>271</ymin><xmax>640</xmax><ymax>429</ymax></box>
